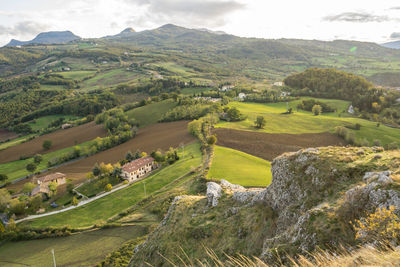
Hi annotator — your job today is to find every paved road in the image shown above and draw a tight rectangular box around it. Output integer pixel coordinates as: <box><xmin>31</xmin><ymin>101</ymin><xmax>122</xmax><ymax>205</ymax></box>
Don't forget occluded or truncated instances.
<box><xmin>15</xmin><ymin>182</ymin><xmax>130</xmax><ymax>223</ymax></box>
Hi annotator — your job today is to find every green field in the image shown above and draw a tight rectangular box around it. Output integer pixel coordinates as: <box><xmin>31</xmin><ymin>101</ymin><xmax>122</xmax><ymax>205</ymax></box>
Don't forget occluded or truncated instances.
<box><xmin>54</xmin><ymin>70</ymin><xmax>96</xmax><ymax>80</ymax></box>
<box><xmin>0</xmin><ymin>140</ymin><xmax>93</xmax><ymax>183</ymax></box>
<box><xmin>27</xmin><ymin>115</ymin><xmax>80</xmax><ymax>131</ymax></box>
<box><xmin>21</xmin><ymin>142</ymin><xmax>202</xmax><ymax>228</ymax></box>
<box><xmin>181</xmin><ymin>87</ymin><xmax>213</xmax><ymax>95</ymax></box>
<box><xmin>81</xmin><ymin>68</ymin><xmax>136</xmax><ymax>91</ymax></box>
<box><xmin>0</xmin><ymin>225</ymin><xmax>147</xmax><ymax>267</ymax></box>
<box><xmin>126</xmin><ymin>100</ymin><xmax>177</xmax><ymax>127</ymax></box>
<box><xmin>208</xmin><ymin>146</ymin><xmax>271</xmax><ymax>187</ymax></box>
<box><xmin>216</xmin><ymin>99</ymin><xmax>400</xmax><ymax>146</ymax></box>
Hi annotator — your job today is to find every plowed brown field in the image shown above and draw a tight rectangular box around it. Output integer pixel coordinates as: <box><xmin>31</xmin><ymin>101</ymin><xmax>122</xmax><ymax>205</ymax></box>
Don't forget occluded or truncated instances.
<box><xmin>9</xmin><ymin>121</ymin><xmax>195</xmax><ymax>190</ymax></box>
<box><xmin>0</xmin><ymin>122</ymin><xmax>108</xmax><ymax>164</ymax></box>
<box><xmin>0</xmin><ymin>129</ymin><xmax>18</xmax><ymax>143</ymax></box>
<box><xmin>213</xmin><ymin>128</ymin><xmax>346</xmax><ymax>161</ymax></box>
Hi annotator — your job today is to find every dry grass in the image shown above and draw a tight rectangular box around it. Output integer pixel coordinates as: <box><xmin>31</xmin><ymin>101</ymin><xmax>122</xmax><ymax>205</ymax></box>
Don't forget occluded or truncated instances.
<box><xmin>148</xmin><ymin>245</ymin><xmax>400</xmax><ymax>267</ymax></box>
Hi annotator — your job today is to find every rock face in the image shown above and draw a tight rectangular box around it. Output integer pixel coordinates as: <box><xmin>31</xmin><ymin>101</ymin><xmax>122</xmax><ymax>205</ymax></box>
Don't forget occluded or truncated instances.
<box><xmin>131</xmin><ymin>146</ymin><xmax>400</xmax><ymax>266</ymax></box>
<box><xmin>206</xmin><ymin>182</ymin><xmax>222</xmax><ymax>207</ymax></box>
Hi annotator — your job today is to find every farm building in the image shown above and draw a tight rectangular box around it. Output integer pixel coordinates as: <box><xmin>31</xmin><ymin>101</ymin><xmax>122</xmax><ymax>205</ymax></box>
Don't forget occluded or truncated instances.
<box><xmin>238</xmin><ymin>93</ymin><xmax>246</xmax><ymax>100</ymax></box>
<box><xmin>273</xmin><ymin>82</ymin><xmax>283</xmax><ymax>86</ymax></box>
<box><xmin>220</xmin><ymin>85</ymin><xmax>235</xmax><ymax>91</ymax></box>
<box><xmin>31</xmin><ymin>172</ymin><xmax>67</xmax><ymax>196</ymax></box>
<box><xmin>61</xmin><ymin>123</ymin><xmax>73</xmax><ymax>129</ymax></box>
<box><xmin>121</xmin><ymin>157</ymin><xmax>158</xmax><ymax>182</ymax></box>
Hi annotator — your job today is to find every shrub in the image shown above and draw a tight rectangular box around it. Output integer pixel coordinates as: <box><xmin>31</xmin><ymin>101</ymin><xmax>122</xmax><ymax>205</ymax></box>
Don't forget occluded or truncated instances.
<box><xmin>207</xmin><ymin>135</ymin><xmax>217</xmax><ymax>145</ymax></box>
<box><xmin>33</xmin><ymin>154</ymin><xmax>43</xmax><ymax>164</ymax></box>
<box><xmin>386</xmin><ymin>142</ymin><xmax>399</xmax><ymax>150</ymax></box>
<box><xmin>0</xmin><ymin>174</ymin><xmax>8</xmax><ymax>182</ymax></box>
<box><xmin>345</xmin><ymin>131</ymin><xmax>356</xmax><ymax>145</ymax></box>
<box><xmin>373</xmin><ymin>139</ymin><xmax>382</xmax><ymax>147</ymax></box>
<box><xmin>72</xmin><ymin>196</ymin><xmax>79</xmax><ymax>206</ymax></box>
<box><xmin>358</xmin><ymin>138</ymin><xmax>370</xmax><ymax>147</ymax></box>
<box><xmin>42</xmin><ymin>140</ymin><xmax>52</xmax><ymax>150</ymax></box>
<box><xmin>105</xmin><ymin>184</ymin><xmax>112</xmax><ymax>192</ymax></box>
<box><xmin>254</xmin><ymin>116</ymin><xmax>266</xmax><ymax>129</ymax></box>
<box><xmin>312</xmin><ymin>104</ymin><xmax>322</xmax><ymax>115</ymax></box>
<box><xmin>352</xmin><ymin>206</ymin><xmax>400</xmax><ymax>244</ymax></box>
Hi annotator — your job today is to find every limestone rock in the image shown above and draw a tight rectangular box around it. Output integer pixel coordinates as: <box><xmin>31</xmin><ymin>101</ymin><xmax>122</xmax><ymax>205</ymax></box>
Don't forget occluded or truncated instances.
<box><xmin>206</xmin><ymin>182</ymin><xmax>222</xmax><ymax>207</ymax></box>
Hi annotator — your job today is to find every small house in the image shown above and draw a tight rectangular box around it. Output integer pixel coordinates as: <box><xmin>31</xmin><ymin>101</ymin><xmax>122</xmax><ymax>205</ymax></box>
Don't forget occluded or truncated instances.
<box><xmin>121</xmin><ymin>157</ymin><xmax>158</xmax><ymax>182</ymax></box>
<box><xmin>238</xmin><ymin>93</ymin><xmax>246</xmax><ymax>100</ymax></box>
<box><xmin>31</xmin><ymin>172</ymin><xmax>66</xmax><ymax>196</ymax></box>
<box><xmin>220</xmin><ymin>85</ymin><xmax>235</xmax><ymax>92</ymax></box>
<box><xmin>61</xmin><ymin>123</ymin><xmax>73</xmax><ymax>129</ymax></box>
<box><xmin>273</xmin><ymin>82</ymin><xmax>283</xmax><ymax>87</ymax></box>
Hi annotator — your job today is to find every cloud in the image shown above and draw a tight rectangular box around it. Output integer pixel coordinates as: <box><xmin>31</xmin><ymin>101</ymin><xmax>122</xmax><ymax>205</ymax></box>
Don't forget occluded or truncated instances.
<box><xmin>390</xmin><ymin>7</ymin><xmax>400</xmax><ymax>10</ymax></box>
<box><xmin>0</xmin><ymin>21</ymin><xmax>49</xmax><ymax>36</ymax></box>
<box><xmin>124</xmin><ymin>0</ymin><xmax>245</xmax><ymax>28</ymax></box>
<box><xmin>390</xmin><ymin>32</ymin><xmax>400</xmax><ymax>39</ymax></box>
<box><xmin>323</xmin><ymin>12</ymin><xmax>389</xmax><ymax>23</ymax></box>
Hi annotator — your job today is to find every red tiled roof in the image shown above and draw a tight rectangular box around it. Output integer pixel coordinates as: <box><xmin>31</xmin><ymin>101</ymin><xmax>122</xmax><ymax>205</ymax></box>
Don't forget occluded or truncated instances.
<box><xmin>36</xmin><ymin>172</ymin><xmax>66</xmax><ymax>183</ymax></box>
<box><xmin>122</xmin><ymin>157</ymin><xmax>155</xmax><ymax>172</ymax></box>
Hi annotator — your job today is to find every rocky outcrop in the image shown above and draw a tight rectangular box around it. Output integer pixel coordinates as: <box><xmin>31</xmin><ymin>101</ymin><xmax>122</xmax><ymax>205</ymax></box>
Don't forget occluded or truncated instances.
<box><xmin>206</xmin><ymin>182</ymin><xmax>222</xmax><ymax>207</ymax></box>
<box><xmin>130</xmin><ymin>146</ymin><xmax>400</xmax><ymax>266</ymax></box>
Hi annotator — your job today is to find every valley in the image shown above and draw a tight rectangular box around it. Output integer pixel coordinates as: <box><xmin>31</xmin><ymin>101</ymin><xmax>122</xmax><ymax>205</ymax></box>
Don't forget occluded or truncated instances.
<box><xmin>0</xmin><ymin>22</ymin><xmax>400</xmax><ymax>267</ymax></box>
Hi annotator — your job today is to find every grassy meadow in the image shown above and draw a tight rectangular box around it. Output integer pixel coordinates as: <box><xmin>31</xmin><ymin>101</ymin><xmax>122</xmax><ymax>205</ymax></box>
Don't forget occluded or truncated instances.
<box><xmin>21</xmin><ymin>142</ymin><xmax>202</xmax><ymax>228</ymax></box>
<box><xmin>27</xmin><ymin>115</ymin><xmax>80</xmax><ymax>131</ymax></box>
<box><xmin>216</xmin><ymin>98</ymin><xmax>400</xmax><ymax>146</ymax></box>
<box><xmin>54</xmin><ymin>70</ymin><xmax>96</xmax><ymax>80</ymax></box>
<box><xmin>126</xmin><ymin>99</ymin><xmax>177</xmax><ymax>127</ymax></box>
<box><xmin>0</xmin><ymin>226</ymin><xmax>147</xmax><ymax>267</ymax></box>
<box><xmin>208</xmin><ymin>146</ymin><xmax>272</xmax><ymax>187</ymax></box>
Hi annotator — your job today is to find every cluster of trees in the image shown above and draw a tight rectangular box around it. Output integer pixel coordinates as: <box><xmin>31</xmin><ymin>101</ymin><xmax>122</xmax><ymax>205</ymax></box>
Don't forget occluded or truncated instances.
<box><xmin>0</xmin><ymin>188</ymin><xmax>43</xmax><ymax>217</ymax></box>
<box><xmin>188</xmin><ymin>113</ymin><xmax>220</xmax><ymax>146</ymax></box>
<box><xmin>221</xmin><ymin>106</ymin><xmax>245</xmax><ymax>121</ymax></box>
<box><xmin>87</xmin><ymin>162</ymin><xmax>122</xmax><ymax>196</ymax></box>
<box><xmin>284</xmin><ymin>68</ymin><xmax>374</xmax><ymax>104</ymax></box>
<box><xmin>160</xmin><ymin>104</ymin><xmax>210</xmax><ymax>122</ymax></box>
<box><xmin>244</xmin><ymin>90</ymin><xmax>291</xmax><ymax>103</ymax></box>
<box><xmin>297</xmin><ymin>99</ymin><xmax>335</xmax><ymax>113</ymax></box>
<box><xmin>95</xmin><ymin>108</ymin><xmax>137</xmax><ymax>134</ymax></box>
<box><xmin>151</xmin><ymin>147</ymin><xmax>180</xmax><ymax>165</ymax></box>
<box><xmin>114</xmin><ymin>78</ymin><xmax>188</xmax><ymax>96</ymax></box>
<box><xmin>284</xmin><ymin>68</ymin><xmax>400</xmax><ymax>125</ymax></box>
<box><xmin>1</xmin><ymin>90</ymin><xmax>119</xmax><ymax>128</ymax></box>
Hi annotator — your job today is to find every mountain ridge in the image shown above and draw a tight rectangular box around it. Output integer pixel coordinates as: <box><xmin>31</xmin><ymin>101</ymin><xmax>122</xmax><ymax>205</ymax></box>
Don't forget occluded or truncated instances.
<box><xmin>6</xmin><ymin>30</ymin><xmax>81</xmax><ymax>46</ymax></box>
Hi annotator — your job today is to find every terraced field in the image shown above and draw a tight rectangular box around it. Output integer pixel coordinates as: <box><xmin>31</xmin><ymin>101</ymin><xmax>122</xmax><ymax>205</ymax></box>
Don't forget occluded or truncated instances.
<box><xmin>0</xmin><ymin>122</ymin><xmax>107</xmax><ymax>164</ymax></box>
<box><xmin>216</xmin><ymin>99</ymin><xmax>400</xmax><ymax>146</ymax></box>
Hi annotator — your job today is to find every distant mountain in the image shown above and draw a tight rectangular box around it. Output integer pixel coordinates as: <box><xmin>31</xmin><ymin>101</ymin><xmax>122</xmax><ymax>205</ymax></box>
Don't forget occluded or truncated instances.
<box><xmin>381</xmin><ymin>40</ymin><xmax>400</xmax><ymax>49</ymax></box>
<box><xmin>6</xmin><ymin>31</ymin><xmax>80</xmax><ymax>46</ymax></box>
<box><xmin>104</xmin><ymin>27</ymin><xmax>136</xmax><ymax>39</ymax></box>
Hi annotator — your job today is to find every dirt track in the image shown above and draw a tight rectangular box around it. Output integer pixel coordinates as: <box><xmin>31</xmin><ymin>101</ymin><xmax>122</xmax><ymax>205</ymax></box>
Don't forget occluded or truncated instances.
<box><xmin>9</xmin><ymin>121</ymin><xmax>195</xmax><ymax>190</ymax></box>
<box><xmin>213</xmin><ymin>128</ymin><xmax>346</xmax><ymax>161</ymax></box>
<box><xmin>0</xmin><ymin>129</ymin><xmax>18</xmax><ymax>143</ymax></box>
<box><xmin>0</xmin><ymin>122</ymin><xmax>108</xmax><ymax>164</ymax></box>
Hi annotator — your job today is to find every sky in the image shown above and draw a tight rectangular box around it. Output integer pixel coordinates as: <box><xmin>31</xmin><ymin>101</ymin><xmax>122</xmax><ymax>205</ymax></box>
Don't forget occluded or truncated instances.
<box><xmin>0</xmin><ymin>0</ymin><xmax>400</xmax><ymax>46</ymax></box>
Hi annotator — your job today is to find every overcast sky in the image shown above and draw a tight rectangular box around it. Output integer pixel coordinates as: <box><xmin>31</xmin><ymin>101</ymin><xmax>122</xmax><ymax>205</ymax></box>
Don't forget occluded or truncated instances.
<box><xmin>1</xmin><ymin>0</ymin><xmax>400</xmax><ymax>46</ymax></box>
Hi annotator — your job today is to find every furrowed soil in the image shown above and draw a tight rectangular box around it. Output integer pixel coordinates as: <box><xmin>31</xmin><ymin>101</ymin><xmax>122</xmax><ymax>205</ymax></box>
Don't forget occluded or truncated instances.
<box><xmin>213</xmin><ymin>128</ymin><xmax>346</xmax><ymax>161</ymax></box>
<box><xmin>9</xmin><ymin>121</ymin><xmax>195</xmax><ymax>190</ymax></box>
<box><xmin>0</xmin><ymin>129</ymin><xmax>18</xmax><ymax>143</ymax></box>
<box><xmin>0</xmin><ymin>122</ymin><xmax>107</xmax><ymax>164</ymax></box>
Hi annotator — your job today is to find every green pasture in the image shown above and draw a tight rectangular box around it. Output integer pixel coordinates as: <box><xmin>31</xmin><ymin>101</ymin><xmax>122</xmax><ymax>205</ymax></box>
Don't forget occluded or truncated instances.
<box><xmin>208</xmin><ymin>146</ymin><xmax>271</xmax><ymax>187</ymax></box>
<box><xmin>0</xmin><ymin>226</ymin><xmax>147</xmax><ymax>267</ymax></box>
<box><xmin>27</xmin><ymin>115</ymin><xmax>80</xmax><ymax>131</ymax></box>
<box><xmin>126</xmin><ymin>100</ymin><xmax>177</xmax><ymax>127</ymax></box>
